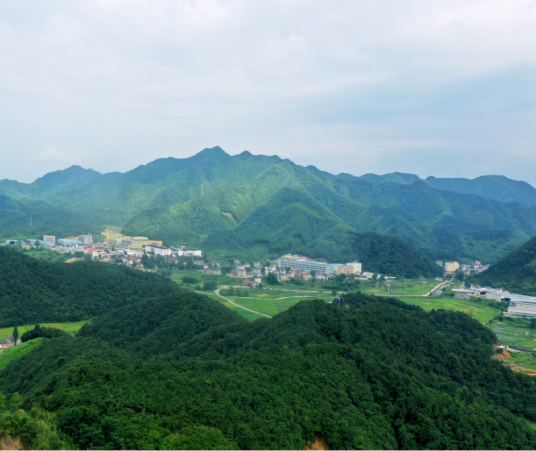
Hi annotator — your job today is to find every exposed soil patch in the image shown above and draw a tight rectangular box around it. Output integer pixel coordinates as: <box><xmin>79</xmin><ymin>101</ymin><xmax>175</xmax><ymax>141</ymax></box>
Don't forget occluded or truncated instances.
<box><xmin>492</xmin><ymin>344</ymin><xmax>512</xmax><ymax>360</ymax></box>
<box><xmin>304</xmin><ymin>433</ymin><xmax>328</xmax><ymax>450</ymax></box>
<box><xmin>1</xmin><ymin>435</ymin><xmax>24</xmax><ymax>450</ymax></box>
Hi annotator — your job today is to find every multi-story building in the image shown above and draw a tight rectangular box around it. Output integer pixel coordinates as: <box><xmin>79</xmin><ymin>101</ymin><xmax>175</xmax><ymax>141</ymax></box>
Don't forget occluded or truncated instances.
<box><xmin>78</xmin><ymin>235</ymin><xmax>93</xmax><ymax>245</ymax></box>
<box><xmin>277</xmin><ymin>256</ymin><xmax>341</xmax><ymax>275</ymax></box>
<box><xmin>444</xmin><ymin>261</ymin><xmax>460</xmax><ymax>273</ymax></box>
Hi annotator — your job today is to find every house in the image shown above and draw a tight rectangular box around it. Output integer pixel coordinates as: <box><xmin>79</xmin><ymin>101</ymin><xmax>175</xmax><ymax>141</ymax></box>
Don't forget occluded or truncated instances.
<box><xmin>251</xmin><ymin>268</ymin><xmax>262</xmax><ymax>276</ymax></box>
<box><xmin>212</xmin><ymin>268</ymin><xmax>222</xmax><ymax>275</ymax></box>
<box><xmin>204</xmin><ymin>267</ymin><xmax>212</xmax><ymax>275</ymax></box>
<box><xmin>254</xmin><ymin>261</ymin><xmax>261</xmax><ymax>268</ymax></box>
<box><xmin>212</xmin><ymin>262</ymin><xmax>220</xmax><ymax>267</ymax></box>
<box><xmin>243</xmin><ymin>280</ymin><xmax>251</xmax><ymax>286</ymax></box>
<box><xmin>234</xmin><ymin>259</ymin><xmax>240</xmax><ymax>265</ymax></box>
<box><xmin>193</xmin><ymin>260</ymin><xmax>204</xmax><ymax>266</ymax></box>
<box><xmin>236</xmin><ymin>268</ymin><xmax>247</xmax><ymax>278</ymax></box>
<box><xmin>0</xmin><ymin>341</ymin><xmax>11</xmax><ymax>349</ymax></box>
<box><xmin>254</xmin><ymin>276</ymin><xmax>262</xmax><ymax>284</ymax></box>
<box><xmin>230</xmin><ymin>270</ymin><xmax>238</xmax><ymax>277</ymax></box>
<box><xmin>315</xmin><ymin>273</ymin><xmax>327</xmax><ymax>281</ymax></box>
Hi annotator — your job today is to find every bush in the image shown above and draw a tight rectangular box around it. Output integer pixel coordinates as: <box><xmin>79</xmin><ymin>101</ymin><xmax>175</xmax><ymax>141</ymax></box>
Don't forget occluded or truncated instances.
<box><xmin>183</xmin><ymin>276</ymin><xmax>199</xmax><ymax>284</ymax></box>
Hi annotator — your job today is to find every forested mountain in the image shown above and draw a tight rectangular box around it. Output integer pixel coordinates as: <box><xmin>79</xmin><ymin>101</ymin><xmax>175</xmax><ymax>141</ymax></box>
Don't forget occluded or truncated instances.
<box><xmin>2</xmin><ymin>147</ymin><xmax>536</xmax><ymax>262</ymax></box>
<box><xmin>0</xmin><ymin>246</ymin><xmax>176</xmax><ymax>326</ymax></box>
<box><xmin>2</xmin><ymin>291</ymin><xmax>536</xmax><ymax>449</ymax></box>
<box><xmin>473</xmin><ymin>234</ymin><xmax>536</xmax><ymax>295</ymax></box>
<box><xmin>424</xmin><ymin>175</ymin><xmax>536</xmax><ymax>206</ymax></box>
<box><xmin>352</xmin><ymin>172</ymin><xmax>536</xmax><ymax>206</ymax></box>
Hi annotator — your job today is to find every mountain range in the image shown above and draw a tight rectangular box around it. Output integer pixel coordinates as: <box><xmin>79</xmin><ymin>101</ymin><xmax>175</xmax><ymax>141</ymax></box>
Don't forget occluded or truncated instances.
<box><xmin>2</xmin><ymin>146</ymin><xmax>536</xmax><ymax>263</ymax></box>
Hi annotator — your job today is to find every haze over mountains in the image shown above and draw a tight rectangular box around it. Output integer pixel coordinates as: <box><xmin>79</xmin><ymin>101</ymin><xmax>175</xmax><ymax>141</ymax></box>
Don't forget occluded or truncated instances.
<box><xmin>2</xmin><ymin>146</ymin><xmax>536</xmax><ymax>263</ymax></box>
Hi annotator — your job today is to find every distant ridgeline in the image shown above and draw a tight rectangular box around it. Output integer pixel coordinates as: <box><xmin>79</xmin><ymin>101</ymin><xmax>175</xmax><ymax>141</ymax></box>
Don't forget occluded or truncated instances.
<box><xmin>2</xmin><ymin>147</ymin><xmax>536</xmax><ymax>262</ymax></box>
<box><xmin>1</xmin><ymin>290</ymin><xmax>536</xmax><ymax>449</ymax></box>
<box><xmin>0</xmin><ymin>246</ymin><xmax>176</xmax><ymax>326</ymax></box>
<box><xmin>473</xmin><ymin>234</ymin><xmax>536</xmax><ymax>296</ymax></box>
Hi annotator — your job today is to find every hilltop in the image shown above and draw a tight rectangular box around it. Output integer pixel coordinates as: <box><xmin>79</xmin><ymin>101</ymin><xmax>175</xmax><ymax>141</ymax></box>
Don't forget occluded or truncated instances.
<box><xmin>1</xmin><ymin>291</ymin><xmax>536</xmax><ymax>449</ymax></box>
<box><xmin>2</xmin><ymin>147</ymin><xmax>536</xmax><ymax>262</ymax></box>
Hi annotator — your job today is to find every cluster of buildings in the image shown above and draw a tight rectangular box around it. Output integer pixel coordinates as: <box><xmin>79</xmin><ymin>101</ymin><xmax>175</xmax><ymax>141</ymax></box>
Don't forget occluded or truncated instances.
<box><xmin>436</xmin><ymin>260</ymin><xmax>489</xmax><ymax>275</ymax></box>
<box><xmin>456</xmin><ymin>286</ymin><xmax>536</xmax><ymax>319</ymax></box>
<box><xmin>256</xmin><ymin>255</ymin><xmax>367</xmax><ymax>283</ymax></box>
<box><xmin>8</xmin><ymin>230</ymin><xmax>202</xmax><ymax>270</ymax></box>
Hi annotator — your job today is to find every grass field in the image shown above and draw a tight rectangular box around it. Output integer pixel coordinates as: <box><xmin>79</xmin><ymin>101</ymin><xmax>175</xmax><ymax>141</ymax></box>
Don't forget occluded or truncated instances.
<box><xmin>0</xmin><ymin>321</ymin><xmax>88</xmax><ymax>341</ymax></box>
<box><xmin>507</xmin><ymin>352</ymin><xmax>536</xmax><ymax>371</ymax></box>
<box><xmin>220</xmin><ymin>288</ymin><xmax>333</xmax><ymax>318</ymax></box>
<box><xmin>0</xmin><ymin>338</ymin><xmax>45</xmax><ymax>371</ymax></box>
<box><xmin>361</xmin><ymin>280</ymin><xmax>440</xmax><ymax>296</ymax></box>
<box><xmin>401</xmin><ymin>297</ymin><xmax>502</xmax><ymax>323</ymax></box>
<box><xmin>490</xmin><ymin>319</ymin><xmax>536</xmax><ymax>349</ymax></box>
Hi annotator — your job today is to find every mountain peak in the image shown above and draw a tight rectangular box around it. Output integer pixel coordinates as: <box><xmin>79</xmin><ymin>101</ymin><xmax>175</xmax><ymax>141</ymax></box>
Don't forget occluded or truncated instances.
<box><xmin>191</xmin><ymin>146</ymin><xmax>229</xmax><ymax>162</ymax></box>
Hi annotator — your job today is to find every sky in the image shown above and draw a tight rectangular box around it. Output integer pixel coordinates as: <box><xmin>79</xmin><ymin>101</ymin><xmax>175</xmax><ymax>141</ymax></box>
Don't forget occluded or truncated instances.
<box><xmin>1</xmin><ymin>0</ymin><xmax>536</xmax><ymax>184</ymax></box>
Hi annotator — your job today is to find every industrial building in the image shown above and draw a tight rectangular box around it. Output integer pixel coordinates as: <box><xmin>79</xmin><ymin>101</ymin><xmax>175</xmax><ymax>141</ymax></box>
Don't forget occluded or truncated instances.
<box><xmin>277</xmin><ymin>255</ymin><xmax>362</xmax><ymax>276</ymax></box>
<box><xmin>505</xmin><ymin>294</ymin><xmax>536</xmax><ymax>319</ymax></box>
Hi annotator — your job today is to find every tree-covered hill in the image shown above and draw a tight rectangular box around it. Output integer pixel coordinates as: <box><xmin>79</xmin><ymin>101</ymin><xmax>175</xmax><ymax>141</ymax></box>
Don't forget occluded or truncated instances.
<box><xmin>2</xmin><ymin>147</ymin><xmax>536</xmax><ymax>262</ymax></box>
<box><xmin>473</xmin><ymin>234</ymin><xmax>536</xmax><ymax>295</ymax></box>
<box><xmin>0</xmin><ymin>246</ymin><xmax>177</xmax><ymax>326</ymax></box>
<box><xmin>1</xmin><ymin>292</ymin><xmax>536</xmax><ymax>449</ymax></box>
<box><xmin>204</xmin><ymin>188</ymin><xmax>442</xmax><ymax>277</ymax></box>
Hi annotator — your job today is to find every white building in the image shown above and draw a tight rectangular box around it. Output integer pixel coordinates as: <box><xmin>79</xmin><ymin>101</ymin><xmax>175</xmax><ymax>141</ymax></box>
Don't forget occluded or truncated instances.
<box><xmin>146</xmin><ymin>244</ymin><xmax>172</xmax><ymax>256</ymax></box>
<box><xmin>346</xmin><ymin>262</ymin><xmax>362</xmax><ymax>274</ymax></box>
<box><xmin>78</xmin><ymin>234</ymin><xmax>93</xmax><ymax>245</ymax></box>
<box><xmin>277</xmin><ymin>256</ymin><xmax>341</xmax><ymax>275</ymax></box>
<box><xmin>172</xmin><ymin>247</ymin><xmax>202</xmax><ymax>257</ymax></box>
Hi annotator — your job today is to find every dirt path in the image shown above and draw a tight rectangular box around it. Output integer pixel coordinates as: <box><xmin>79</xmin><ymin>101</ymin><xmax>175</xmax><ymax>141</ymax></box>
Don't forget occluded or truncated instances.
<box><xmin>215</xmin><ymin>289</ymin><xmax>272</xmax><ymax>318</ymax></box>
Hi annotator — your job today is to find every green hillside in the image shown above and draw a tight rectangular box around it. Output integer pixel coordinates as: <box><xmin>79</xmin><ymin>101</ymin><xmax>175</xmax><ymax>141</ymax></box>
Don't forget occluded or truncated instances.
<box><xmin>0</xmin><ymin>246</ymin><xmax>176</xmax><ymax>326</ymax></box>
<box><xmin>1</xmin><ymin>291</ymin><xmax>536</xmax><ymax>449</ymax></box>
<box><xmin>473</xmin><ymin>234</ymin><xmax>536</xmax><ymax>295</ymax></box>
<box><xmin>425</xmin><ymin>175</ymin><xmax>536</xmax><ymax>206</ymax></box>
<box><xmin>2</xmin><ymin>147</ymin><xmax>536</xmax><ymax>262</ymax></box>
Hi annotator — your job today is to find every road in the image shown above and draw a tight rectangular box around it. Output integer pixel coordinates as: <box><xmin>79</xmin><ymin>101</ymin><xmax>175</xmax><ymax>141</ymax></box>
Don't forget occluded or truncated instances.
<box><xmin>215</xmin><ymin>288</ymin><xmax>272</xmax><ymax>318</ymax></box>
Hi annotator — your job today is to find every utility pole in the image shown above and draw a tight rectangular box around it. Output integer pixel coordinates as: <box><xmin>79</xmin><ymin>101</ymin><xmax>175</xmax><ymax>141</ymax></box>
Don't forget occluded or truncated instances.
<box><xmin>201</xmin><ymin>183</ymin><xmax>204</xmax><ymax>196</ymax></box>
<box><xmin>387</xmin><ymin>283</ymin><xmax>391</xmax><ymax>296</ymax></box>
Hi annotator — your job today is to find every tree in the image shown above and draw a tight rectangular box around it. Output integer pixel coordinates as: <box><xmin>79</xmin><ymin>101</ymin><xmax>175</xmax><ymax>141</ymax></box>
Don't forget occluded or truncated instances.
<box><xmin>266</xmin><ymin>272</ymin><xmax>279</xmax><ymax>285</ymax></box>
<box><xmin>12</xmin><ymin>326</ymin><xmax>19</xmax><ymax>346</ymax></box>
<box><xmin>531</xmin><ymin>319</ymin><xmax>536</xmax><ymax>329</ymax></box>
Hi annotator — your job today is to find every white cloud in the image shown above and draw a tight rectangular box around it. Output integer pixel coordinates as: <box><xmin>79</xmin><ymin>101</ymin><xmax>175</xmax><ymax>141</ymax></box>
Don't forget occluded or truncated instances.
<box><xmin>28</xmin><ymin>147</ymin><xmax>77</xmax><ymax>164</ymax></box>
<box><xmin>0</xmin><ymin>0</ymin><xmax>535</xmax><ymax>183</ymax></box>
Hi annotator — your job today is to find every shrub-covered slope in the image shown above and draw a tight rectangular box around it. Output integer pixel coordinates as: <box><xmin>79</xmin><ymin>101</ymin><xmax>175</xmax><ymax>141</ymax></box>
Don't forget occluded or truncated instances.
<box><xmin>473</xmin><ymin>234</ymin><xmax>536</xmax><ymax>295</ymax></box>
<box><xmin>2</xmin><ymin>291</ymin><xmax>536</xmax><ymax>449</ymax></box>
<box><xmin>0</xmin><ymin>246</ymin><xmax>177</xmax><ymax>326</ymax></box>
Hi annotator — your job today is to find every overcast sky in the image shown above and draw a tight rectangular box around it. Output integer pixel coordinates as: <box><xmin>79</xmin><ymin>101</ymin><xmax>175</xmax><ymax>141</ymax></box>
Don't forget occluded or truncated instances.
<box><xmin>1</xmin><ymin>0</ymin><xmax>536</xmax><ymax>184</ymax></box>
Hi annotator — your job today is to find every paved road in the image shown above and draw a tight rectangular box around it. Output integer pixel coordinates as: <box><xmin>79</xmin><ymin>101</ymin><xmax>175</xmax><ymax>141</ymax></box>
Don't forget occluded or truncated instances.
<box><xmin>215</xmin><ymin>288</ymin><xmax>272</xmax><ymax>318</ymax></box>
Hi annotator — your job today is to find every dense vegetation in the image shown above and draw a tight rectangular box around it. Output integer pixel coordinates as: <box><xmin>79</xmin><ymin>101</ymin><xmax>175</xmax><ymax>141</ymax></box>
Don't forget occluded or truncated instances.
<box><xmin>0</xmin><ymin>246</ymin><xmax>177</xmax><ymax>326</ymax></box>
<box><xmin>473</xmin><ymin>234</ymin><xmax>536</xmax><ymax>295</ymax></box>
<box><xmin>2</xmin><ymin>147</ymin><xmax>536</xmax><ymax>262</ymax></box>
<box><xmin>1</xmin><ymin>289</ymin><xmax>536</xmax><ymax>449</ymax></box>
<box><xmin>21</xmin><ymin>325</ymin><xmax>70</xmax><ymax>342</ymax></box>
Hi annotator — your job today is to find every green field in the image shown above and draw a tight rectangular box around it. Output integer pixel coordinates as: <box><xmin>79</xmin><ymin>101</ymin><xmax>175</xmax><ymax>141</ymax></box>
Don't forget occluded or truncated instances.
<box><xmin>361</xmin><ymin>279</ymin><xmax>441</xmax><ymax>296</ymax></box>
<box><xmin>217</xmin><ymin>288</ymin><xmax>334</xmax><ymax>319</ymax></box>
<box><xmin>0</xmin><ymin>338</ymin><xmax>45</xmax><ymax>371</ymax></box>
<box><xmin>490</xmin><ymin>319</ymin><xmax>536</xmax><ymax>349</ymax></box>
<box><xmin>401</xmin><ymin>297</ymin><xmax>502</xmax><ymax>323</ymax></box>
<box><xmin>507</xmin><ymin>352</ymin><xmax>536</xmax><ymax>371</ymax></box>
<box><xmin>0</xmin><ymin>321</ymin><xmax>88</xmax><ymax>341</ymax></box>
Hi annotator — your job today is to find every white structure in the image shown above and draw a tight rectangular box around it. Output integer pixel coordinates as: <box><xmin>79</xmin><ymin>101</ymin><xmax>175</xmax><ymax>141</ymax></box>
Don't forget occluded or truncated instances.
<box><xmin>277</xmin><ymin>256</ymin><xmax>341</xmax><ymax>275</ymax></box>
<box><xmin>78</xmin><ymin>234</ymin><xmax>93</xmax><ymax>245</ymax></box>
<box><xmin>146</xmin><ymin>244</ymin><xmax>172</xmax><ymax>256</ymax></box>
<box><xmin>172</xmin><ymin>247</ymin><xmax>202</xmax><ymax>257</ymax></box>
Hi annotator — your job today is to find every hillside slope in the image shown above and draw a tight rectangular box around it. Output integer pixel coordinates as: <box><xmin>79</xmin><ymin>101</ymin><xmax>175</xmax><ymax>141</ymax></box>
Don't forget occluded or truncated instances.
<box><xmin>473</xmin><ymin>234</ymin><xmax>536</xmax><ymax>295</ymax></box>
<box><xmin>2</xmin><ymin>292</ymin><xmax>536</xmax><ymax>449</ymax></box>
<box><xmin>0</xmin><ymin>246</ymin><xmax>176</xmax><ymax>326</ymax></box>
